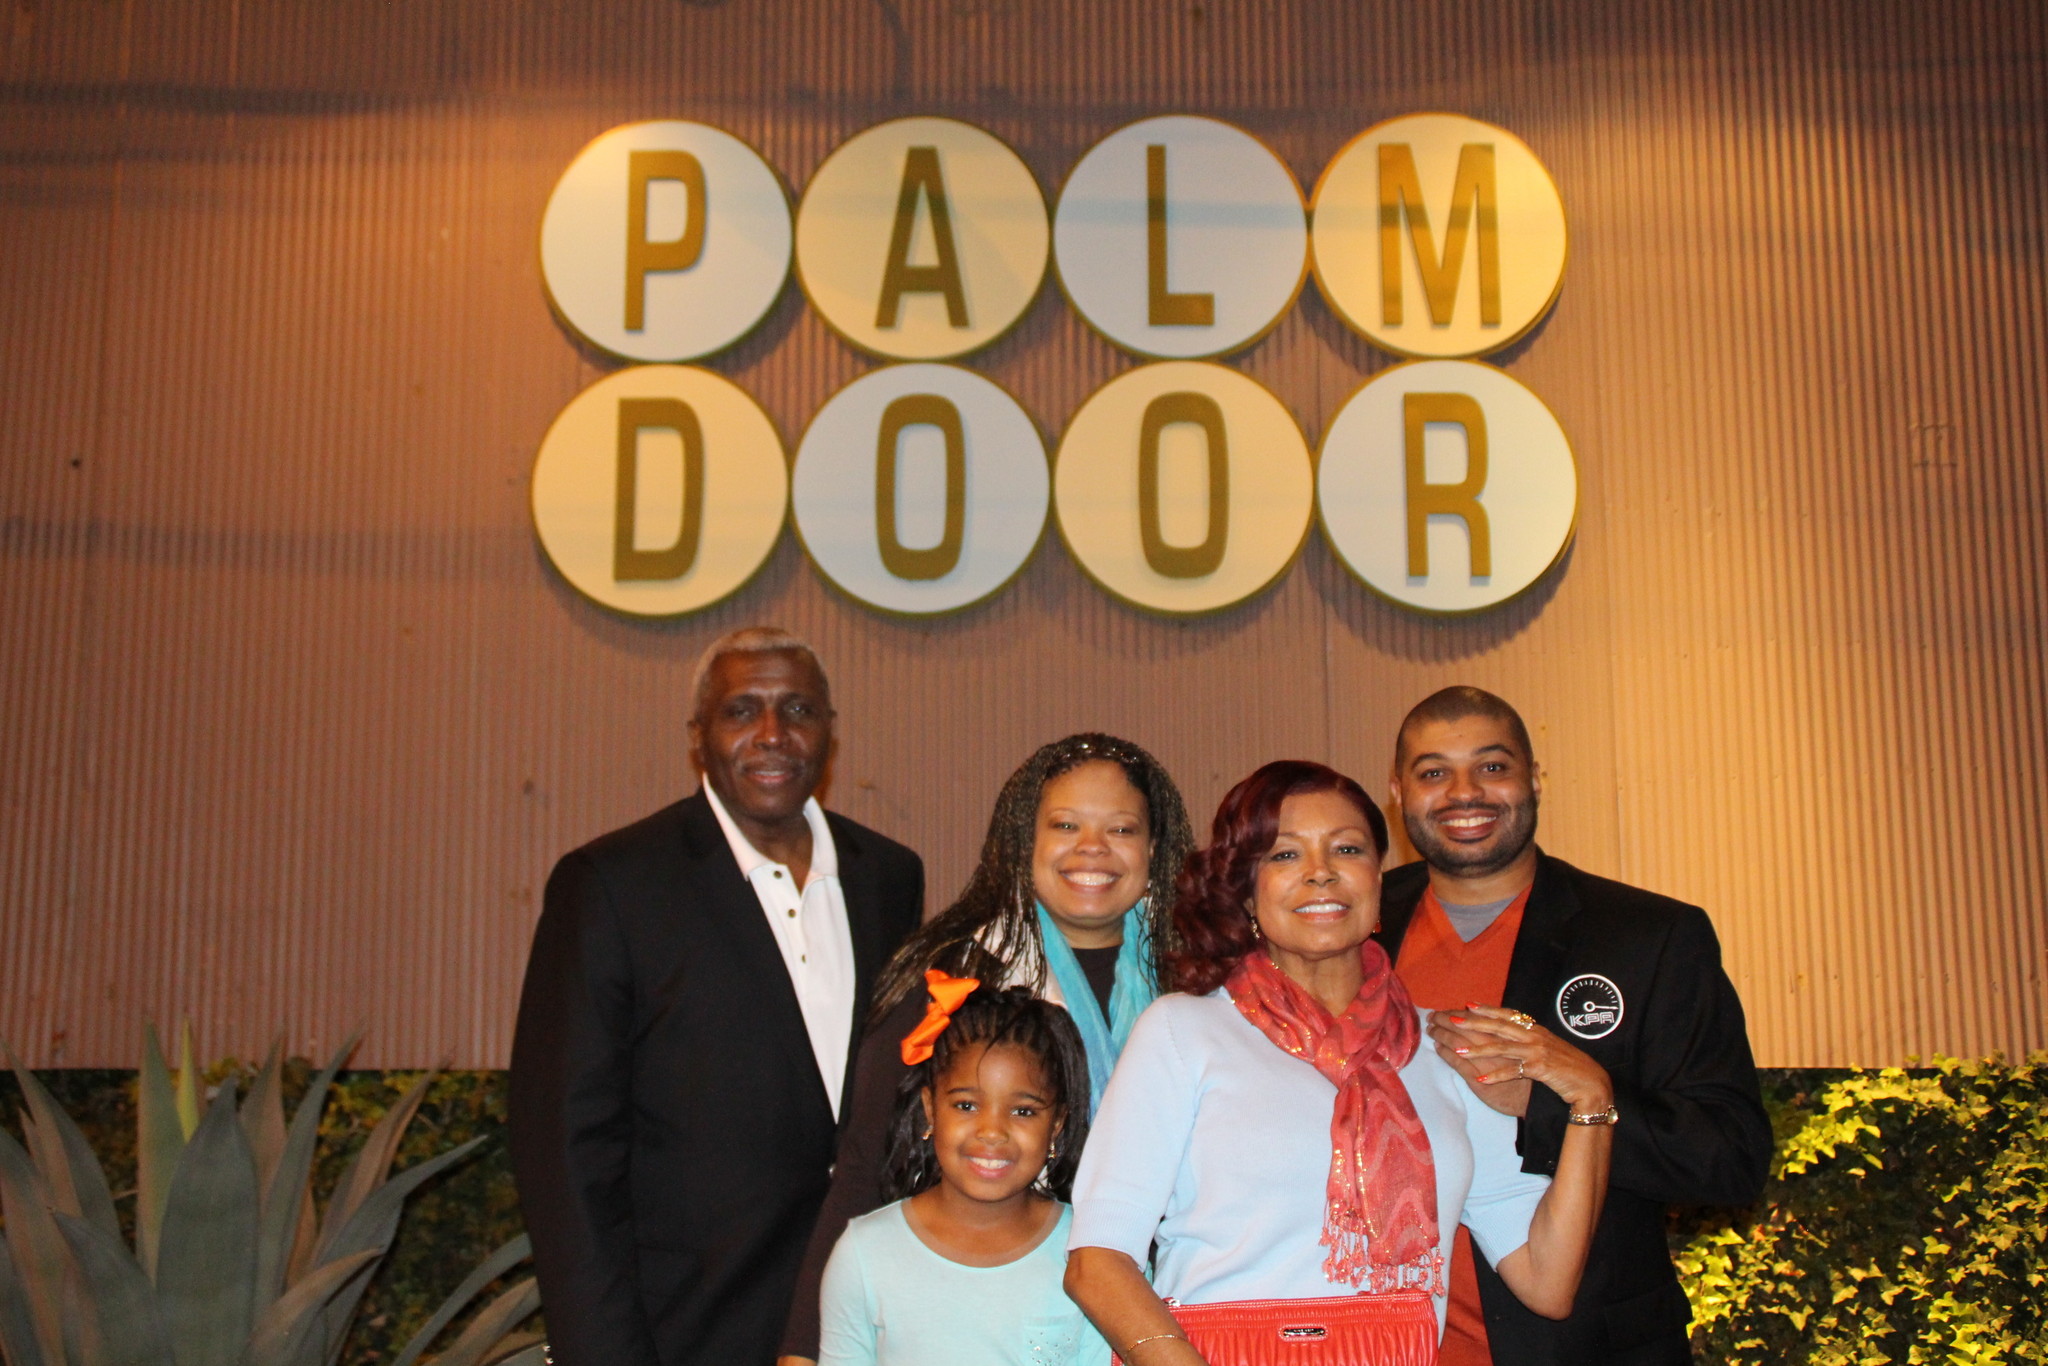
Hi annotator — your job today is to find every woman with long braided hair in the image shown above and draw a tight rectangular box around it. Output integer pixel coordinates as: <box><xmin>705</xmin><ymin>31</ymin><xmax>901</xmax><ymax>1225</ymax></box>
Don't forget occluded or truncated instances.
<box><xmin>779</xmin><ymin>733</ymin><xmax>1194</xmax><ymax>1366</ymax></box>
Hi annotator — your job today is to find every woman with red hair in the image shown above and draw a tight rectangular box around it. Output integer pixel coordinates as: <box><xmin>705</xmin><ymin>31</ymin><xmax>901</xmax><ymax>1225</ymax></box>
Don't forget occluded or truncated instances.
<box><xmin>1065</xmin><ymin>761</ymin><xmax>1615</xmax><ymax>1365</ymax></box>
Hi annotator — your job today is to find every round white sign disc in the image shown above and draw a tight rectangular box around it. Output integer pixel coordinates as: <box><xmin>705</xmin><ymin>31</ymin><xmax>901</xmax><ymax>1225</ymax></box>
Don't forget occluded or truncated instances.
<box><xmin>1054</xmin><ymin>116</ymin><xmax>1308</xmax><ymax>359</ymax></box>
<box><xmin>532</xmin><ymin>365</ymin><xmax>787</xmax><ymax>616</ymax></box>
<box><xmin>1055</xmin><ymin>362</ymin><xmax>1313</xmax><ymax>615</ymax></box>
<box><xmin>540</xmin><ymin>121</ymin><xmax>792</xmax><ymax>362</ymax></box>
<box><xmin>795</xmin><ymin>118</ymin><xmax>1049</xmax><ymax>361</ymax></box>
<box><xmin>1312</xmin><ymin>113</ymin><xmax>1567</xmax><ymax>359</ymax></box>
<box><xmin>1318</xmin><ymin>359</ymin><xmax>1577</xmax><ymax>614</ymax></box>
<box><xmin>792</xmin><ymin>364</ymin><xmax>1048</xmax><ymax>614</ymax></box>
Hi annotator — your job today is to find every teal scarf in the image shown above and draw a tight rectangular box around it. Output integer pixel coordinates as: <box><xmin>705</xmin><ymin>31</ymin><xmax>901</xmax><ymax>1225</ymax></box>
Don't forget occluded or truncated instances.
<box><xmin>1035</xmin><ymin>901</ymin><xmax>1158</xmax><ymax>1116</ymax></box>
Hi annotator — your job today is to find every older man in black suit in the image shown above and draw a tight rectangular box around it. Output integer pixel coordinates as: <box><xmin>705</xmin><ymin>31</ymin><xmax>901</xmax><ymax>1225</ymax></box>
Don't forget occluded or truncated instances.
<box><xmin>509</xmin><ymin>627</ymin><xmax>924</xmax><ymax>1366</ymax></box>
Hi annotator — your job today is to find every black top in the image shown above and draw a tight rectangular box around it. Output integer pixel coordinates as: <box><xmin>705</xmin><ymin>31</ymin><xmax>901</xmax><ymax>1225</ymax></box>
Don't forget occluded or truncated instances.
<box><xmin>1071</xmin><ymin>944</ymin><xmax>1120</xmax><ymax>1016</ymax></box>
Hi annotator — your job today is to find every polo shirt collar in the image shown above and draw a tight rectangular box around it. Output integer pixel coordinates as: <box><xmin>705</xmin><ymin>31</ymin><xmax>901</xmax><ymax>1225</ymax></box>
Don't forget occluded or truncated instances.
<box><xmin>702</xmin><ymin>780</ymin><xmax>838</xmax><ymax>881</ymax></box>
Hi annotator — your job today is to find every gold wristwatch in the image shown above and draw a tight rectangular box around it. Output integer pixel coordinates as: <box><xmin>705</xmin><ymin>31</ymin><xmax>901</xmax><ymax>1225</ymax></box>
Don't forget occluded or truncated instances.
<box><xmin>1568</xmin><ymin>1103</ymin><xmax>1620</xmax><ymax>1126</ymax></box>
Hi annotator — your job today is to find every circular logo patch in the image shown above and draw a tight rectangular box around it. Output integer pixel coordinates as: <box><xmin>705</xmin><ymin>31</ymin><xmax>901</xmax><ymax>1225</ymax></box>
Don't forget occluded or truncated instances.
<box><xmin>1555</xmin><ymin>974</ymin><xmax>1624</xmax><ymax>1040</ymax></box>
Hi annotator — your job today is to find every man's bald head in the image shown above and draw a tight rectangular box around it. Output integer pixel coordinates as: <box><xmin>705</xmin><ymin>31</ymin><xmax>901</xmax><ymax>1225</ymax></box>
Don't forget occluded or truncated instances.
<box><xmin>1395</xmin><ymin>686</ymin><xmax>1535</xmax><ymax>770</ymax></box>
<box><xmin>1392</xmin><ymin>686</ymin><xmax>1543</xmax><ymax>885</ymax></box>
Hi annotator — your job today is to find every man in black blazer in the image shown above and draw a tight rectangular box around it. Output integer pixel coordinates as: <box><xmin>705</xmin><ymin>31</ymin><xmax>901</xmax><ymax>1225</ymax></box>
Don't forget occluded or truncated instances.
<box><xmin>509</xmin><ymin>628</ymin><xmax>924</xmax><ymax>1366</ymax></box>
<box><xmin>1374</xmin><ymin>687</ymin><xmax>1771</xmax><ymax>1366</ymax></box>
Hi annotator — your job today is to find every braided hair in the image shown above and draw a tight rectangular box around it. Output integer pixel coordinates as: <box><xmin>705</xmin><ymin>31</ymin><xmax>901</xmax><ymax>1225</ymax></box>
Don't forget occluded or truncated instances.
<box><xmin>868</xmin><ymin>733</ymin><xmax>1194</xmax><ymax>1027</ymax></box>
<box><xmin>881</xmin><ymin>986</ymin><xmax>1092</xmax><ymax>1201</ymax></box>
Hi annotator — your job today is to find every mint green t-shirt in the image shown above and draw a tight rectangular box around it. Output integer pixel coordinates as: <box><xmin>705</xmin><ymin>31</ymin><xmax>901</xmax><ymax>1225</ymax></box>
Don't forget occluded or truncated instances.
<box><xmin>817</xmin><ymin>1200</ymin><xmax>1111</xmax><ymax>1366</ymax></box>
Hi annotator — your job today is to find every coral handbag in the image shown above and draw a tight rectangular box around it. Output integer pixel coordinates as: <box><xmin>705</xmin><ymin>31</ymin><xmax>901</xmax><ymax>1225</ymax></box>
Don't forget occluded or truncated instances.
<box><xmin>1113</xmin><ymin>1293</ymin><xmax>1438</xmax><ymax>1366</ymax></box>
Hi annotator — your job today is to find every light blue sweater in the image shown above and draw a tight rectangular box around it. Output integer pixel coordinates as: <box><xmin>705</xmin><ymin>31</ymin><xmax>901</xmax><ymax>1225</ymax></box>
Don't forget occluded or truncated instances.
<box><xmin>1070</xmin><ymin>991</ymin><xmax>1552</xmax><ymax>1335</ymax></box>
<box><xmin>819</xmin><ymin>1201</ymin><xmax>1112</xmax><ymax>1366</ymax></box>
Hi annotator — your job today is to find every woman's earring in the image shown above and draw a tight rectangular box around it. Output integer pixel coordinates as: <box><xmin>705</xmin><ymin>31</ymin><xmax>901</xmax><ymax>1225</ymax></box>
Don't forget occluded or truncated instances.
<box><xmin>1248</xmin><ymin>915</ymin><xmax>1263</xmax><ymax>941</ymax></box>
<box><xmin>1047</xmin><ymin>1140</ymin><xmax>1059</xmax><ymax>1160</ymax></box>
<box><xmin>919</xmin><ymin>1125</ymin><xmax>932</xmax><ymax>1140</ymax></box>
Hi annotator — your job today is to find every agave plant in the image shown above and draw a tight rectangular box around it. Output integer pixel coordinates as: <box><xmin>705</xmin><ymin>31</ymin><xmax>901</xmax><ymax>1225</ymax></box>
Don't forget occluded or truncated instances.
<box><xmin>0</xmin><ymin>1029</ymin><xmax>541</xmax><ymax>1366</ymax></box>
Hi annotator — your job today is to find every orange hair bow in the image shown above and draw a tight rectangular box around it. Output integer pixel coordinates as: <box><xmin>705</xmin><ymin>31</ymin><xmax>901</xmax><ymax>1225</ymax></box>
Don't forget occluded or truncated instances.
<box><xmin>900</xmin><ymin>970</ymin><xmax>980</xmax><ymax>1065</ymax></box>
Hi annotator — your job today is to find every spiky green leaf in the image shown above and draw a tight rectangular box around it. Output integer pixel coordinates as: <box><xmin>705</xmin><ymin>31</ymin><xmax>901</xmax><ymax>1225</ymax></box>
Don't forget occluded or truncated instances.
<box><xmin>312</xmin><ymin>1071</ymin><xmax>437</xmax><ymax>1268</ymax></box>
<box><xmin>253</xmin><ymin>1038</ymin><xmax>354</xmax><ymax>1310</ymax></box>
<box><xmin>50</xmin><ymin>1214</ymin><xmax>172</xmax><ymax>1366</ymax></box>
<box><xmin>136</xmin><ymin>1027</ymin><xmax>185</xmax><ymax>1281</ymax></box>
<box><xmin>304</xmin><ymin>1140</ymin><xmax>483</xmax><ymax>1366</ymax></box>
<box><xmin>477</xmin><ymin>1344</ymin><xmax>543</xmax><ymax>1366</ymax></box>
<box><xmin>421</xmin><ymin>1279</ymin><xmax>537</xmax><ymax>1366</ymax></box>
<box><xmin>471</xmin><ymin>1335</ymin><xmax>541</xmax><ymax>1366</ymax></box>
<box><xmin>315</xmin><ymin>1139</ymin><xmax>482</xmax><ymax>1272</ymax></box>
<box><xmin>0</xmin><ymin>1232</ymin><xmax>49</xmax><ymax>1366</ymax></box>
<box><xmin>278</xmin><ymin>1203</ymin><xmax>314</xmax><ymax>1307</ymax></box>
<box><xmin>171</xmin><ymin>1030</ymin><xmax>199</xmax><ymax>1144</ymax></box>
<box><xmin>391</xmin><ymin>1237</ymin><xmax>530</xmax><ymax>1366</ymax></box>
<box><xmin>238</xmin><ymin>1252</ymin><xmax>376</xmax><ymax>1366</ymax></box>
<box><xmin>4</xmin><ymin>1052</ymin><xmax>120</xmax><ymax>1245</ymax></box>
<box><xmin>238</xmin><ymin>1045</ymin><xmax>286</xmax><ymax>1212</ymax></box>
<box><xmin>0</xmin><ymin>1125</ymin><xmax>69</xmax><ymax>1366</ymax></box>
<box><xmin>155</xmin><ymin>1088</ymin><xmax>256</xmax><ymax>1366</ymax></box>
<box><xmin>13</xmin><ymin>1114</ymin><xmax>70</xmax><ymax>1246</ymax></box>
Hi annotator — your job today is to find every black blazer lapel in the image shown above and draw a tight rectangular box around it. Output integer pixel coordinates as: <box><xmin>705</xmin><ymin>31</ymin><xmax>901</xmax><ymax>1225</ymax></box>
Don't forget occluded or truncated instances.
<box><xmin>827</xmin><ymin>814</ymin><xmax>895</xmax><ymax>1111</ymax></box>
<box><xmin>1374</xmin><ymin>861</ymin><xmax>1429</xmax><ymax>962</ymax></box>
<box><xmin>830</xmin><ymin>818</ymin><xmax>892</xmax><ymax>1007</ymax></box>
<box><xmin>675</xmin><ymin>791</ymin><xmax>832</xmax><ymax>1113</ymax></box>
<box><xmin>1501</xmin><ymin>849</ymin><xmax>1578</xmax><ymax>1025</ymax></box>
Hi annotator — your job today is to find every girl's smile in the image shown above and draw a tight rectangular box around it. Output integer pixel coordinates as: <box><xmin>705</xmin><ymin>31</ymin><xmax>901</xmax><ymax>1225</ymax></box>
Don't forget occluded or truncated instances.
<box><xmin>921</xmin><ymin>1042</ymin><xmax>1062</xmax><ymax>1209</ymax></box>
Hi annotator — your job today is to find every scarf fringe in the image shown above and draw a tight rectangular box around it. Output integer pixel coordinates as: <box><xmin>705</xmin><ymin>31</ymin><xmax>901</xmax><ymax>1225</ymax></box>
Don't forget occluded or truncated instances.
<box><xmin>1321</xmin><ymin>1223</ymin><xmax>1447</xmax><ymax>1296</ymax></box>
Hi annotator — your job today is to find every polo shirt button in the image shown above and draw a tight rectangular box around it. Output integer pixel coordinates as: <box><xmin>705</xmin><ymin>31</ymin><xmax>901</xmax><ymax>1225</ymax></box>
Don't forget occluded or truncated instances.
<box><xmin>787</xmin><ymin>908</ymin><xmax>797</xmax><ymax>917</ymax></box>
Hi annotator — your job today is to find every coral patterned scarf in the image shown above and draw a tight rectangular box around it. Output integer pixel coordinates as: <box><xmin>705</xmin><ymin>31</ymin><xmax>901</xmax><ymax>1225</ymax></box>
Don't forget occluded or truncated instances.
<box><xmin>1225</xmin><ymin>942</ymin><xmax>1444</xmax><ymax>1293</ymax></box>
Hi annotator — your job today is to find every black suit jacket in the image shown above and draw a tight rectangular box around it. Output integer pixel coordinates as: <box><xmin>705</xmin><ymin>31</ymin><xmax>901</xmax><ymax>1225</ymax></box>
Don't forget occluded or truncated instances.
<box><xmin>508</xmin><ymin>792</ymin><xmax>923</xmax><ymax>1366</ymax></box>
<box><xmin>1375</xmin><ymin>850</ymin><xmax>1770</xmax><ymax>1366</ymax></box>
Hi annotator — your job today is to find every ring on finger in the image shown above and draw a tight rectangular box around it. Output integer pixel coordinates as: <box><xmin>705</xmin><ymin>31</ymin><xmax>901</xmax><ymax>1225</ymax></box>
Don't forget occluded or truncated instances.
<box><xmin>1514</xmin><ymin>1058</ymin><xmax>1526</xmax><ymax>1080</ymax></box>
<box><xmin>1507</xmin><ymin>1011</ymin><xmax>1537</xmax><ymax>1031</ymax></box>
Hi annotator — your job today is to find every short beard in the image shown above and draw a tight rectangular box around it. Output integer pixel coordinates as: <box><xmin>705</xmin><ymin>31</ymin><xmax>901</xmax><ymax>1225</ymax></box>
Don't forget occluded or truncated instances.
<box><xmin>1405</xmin><ymin>793</ymin><xmax>1539</xmax><ymax>880</ymax></box>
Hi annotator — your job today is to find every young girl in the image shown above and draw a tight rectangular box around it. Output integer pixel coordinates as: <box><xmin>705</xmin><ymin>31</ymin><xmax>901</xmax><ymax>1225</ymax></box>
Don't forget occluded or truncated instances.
<box><xmin>817</xmin><ymin>980</ymin><xmax>1112</xmax><ymax>1366</ymax></box>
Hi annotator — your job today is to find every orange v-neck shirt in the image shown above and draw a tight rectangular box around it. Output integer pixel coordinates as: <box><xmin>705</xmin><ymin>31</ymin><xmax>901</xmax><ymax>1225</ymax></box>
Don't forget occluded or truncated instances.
<box><xmin>1394</xmin><ymin>882</ymin><xmax>1531</xmax><ymax>1366</ymax></box>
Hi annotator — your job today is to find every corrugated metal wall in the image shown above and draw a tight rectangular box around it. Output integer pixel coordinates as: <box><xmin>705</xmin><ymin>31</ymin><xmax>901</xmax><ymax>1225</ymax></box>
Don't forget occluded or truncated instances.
<box><xmin>2</xmin><ymin>0</ymin><xmax>2042</xmax><ymax>1068</ymax></box>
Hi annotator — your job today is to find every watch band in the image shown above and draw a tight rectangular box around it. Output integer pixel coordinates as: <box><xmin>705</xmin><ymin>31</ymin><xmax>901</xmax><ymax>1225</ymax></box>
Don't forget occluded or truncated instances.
<box><xmin>1568</xmin><ymin>1103</ymin><xmax>1620</xmax><ymax>1126</ymax></box>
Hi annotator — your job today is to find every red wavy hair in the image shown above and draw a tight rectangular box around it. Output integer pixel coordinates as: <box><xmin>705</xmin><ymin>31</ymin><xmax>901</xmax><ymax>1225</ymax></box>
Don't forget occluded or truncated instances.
<box><xmin>1167</xmin><ymin>760</ymin><xmax>1390</xmax><ymax>996</ymax></box>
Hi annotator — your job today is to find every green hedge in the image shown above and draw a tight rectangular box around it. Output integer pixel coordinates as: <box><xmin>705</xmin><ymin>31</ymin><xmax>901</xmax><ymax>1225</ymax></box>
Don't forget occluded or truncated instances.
<box><xmin>1679</xmin><ymin>1057</ymin><xmax>2048</xmax><ymax>1364</ymax></box>
<box><xmin>7</xmin><ymin>1056</ymin><xmax>2046</xmax><ymax>1365</ymax></box>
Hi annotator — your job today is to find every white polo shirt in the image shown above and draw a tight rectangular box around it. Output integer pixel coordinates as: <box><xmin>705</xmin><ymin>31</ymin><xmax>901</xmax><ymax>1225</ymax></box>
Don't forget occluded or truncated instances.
<box><xmin>703</xmin><ymin>782</ymin><xmax>858</xmax><ymax>1118</ymax></box>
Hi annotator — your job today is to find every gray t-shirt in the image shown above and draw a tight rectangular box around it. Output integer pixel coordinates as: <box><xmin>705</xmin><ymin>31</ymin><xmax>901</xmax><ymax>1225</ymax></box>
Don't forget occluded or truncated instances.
<box><xmin>1440</xmin><ymin>894</ymin><xmax>1517</xmax><ymax>944</ymax></box>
